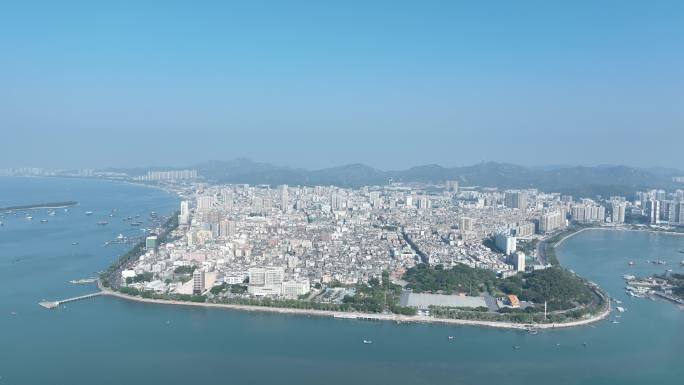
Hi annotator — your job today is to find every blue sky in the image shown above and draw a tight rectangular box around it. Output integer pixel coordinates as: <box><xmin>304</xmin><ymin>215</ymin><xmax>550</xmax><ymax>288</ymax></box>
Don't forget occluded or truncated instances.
<box><xmin>1</xmin><ymin>1</ymin><xmax>682</xmax><ymax>170</ymax></box>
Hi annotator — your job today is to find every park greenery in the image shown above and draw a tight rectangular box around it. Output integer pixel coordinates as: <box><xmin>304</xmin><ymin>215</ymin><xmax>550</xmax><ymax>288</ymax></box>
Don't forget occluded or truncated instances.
<box><xmin>403</xmin><ymin>264</ymin><xmax>595</xmax><ymax>312</ymax></box>
<box><xmin>498</xmin><ymin>267</ymin><xmax>593</xmax><ymax>310</ymax></box>
<box><xmin>126</xmin><ymin>272</ymin><xmax>153</xmax><ymax>284</ymax></box>
<box><xmin>173</xmin><ymin>265</ymin><xmax>196</xmax><ymax>274</ymax></box>
<box><xmin>341</xmin><ymin>271</ymin><xmax>416</xmax><ymax>315</ymax></box>
<box><xmin>403</xmin><ymin>263</ymin><xmax>497</xmax><ymax>296</ymax></box>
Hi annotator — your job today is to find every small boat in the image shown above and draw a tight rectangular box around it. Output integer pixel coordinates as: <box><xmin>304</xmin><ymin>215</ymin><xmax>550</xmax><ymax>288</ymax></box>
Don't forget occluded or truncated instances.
<box><xmin>448</xmin><ymin>336</ymin><xmax>456</xmax><ymax>340</ymax></box>
<box><xmin>611</xmin><ymin>320</ymin><xmax>620</xmax><ymax>324</ymax></box>
<box><xmin>48</xmin><ymin>210</ymin><xmax>56</xmax><ymax>216</ymax></box>
<box><xmin>40</xmin><ymin>219</ymin><xmax>48</xmax><ymax>223</ymax></box>
<box><xmin>582</xmin><ymin>342</ymin><xmax>588</xmax><ymax>347</ymax></box>
<box><xmin>96</xmin><ymin>221</ymin><xmax>108</xmax><ymax>225</ymax></box>
<box><xmin>513</xmin><ymin>345</ymin><xmax>521</xmax><ymax>350</ymax></box>
<box><xmin>85</xmin><ymin>211</ymin><xmax>93</xmax><ymax>215</ymax></box>
<box><xmin>71</xmin><ymin>242</ymin><xmax>79</xmax><ymax>245</ymax></box>
<box><xmin>69</xmin><ymin>278</ymin><xmax>96</xmax><ymax>284</ymax></box>
<box><xmin>527</xmin><ymin>329</ymin><xmax>538</xmax><ymax>335</ymax></box>
<box><xmin>616</xmin><ymin>307</ymin><xmax>625</xmax><ymax>313</ymax></box>
<box><xmin>362</xmin><ymin>340</ymin><xmax>373</xmax><ymax>344</ymax></box>
<box><xmin>26</xmin><ymin>216</ymin><xmax>33</xmax><ymax>220</ymax></box>
<box><xmin>628</xmin><ymin>261</ymin><xmax>635</xmax><ymax>266</ymax></box>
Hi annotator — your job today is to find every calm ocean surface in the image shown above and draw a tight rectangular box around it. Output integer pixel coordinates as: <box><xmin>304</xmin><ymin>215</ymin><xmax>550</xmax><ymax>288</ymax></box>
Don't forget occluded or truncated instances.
<box><xmin>0</xmin><ymin>177</ymin><xmax>682</xmax><ymax>385</ymax></box>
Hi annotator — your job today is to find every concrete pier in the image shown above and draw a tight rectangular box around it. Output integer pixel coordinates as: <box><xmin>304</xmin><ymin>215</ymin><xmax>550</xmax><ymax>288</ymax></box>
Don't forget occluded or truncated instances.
<box><xmin>38</xmin><ymin>291</ymin><xmax>102</xmax><ymax>309</ymax></box>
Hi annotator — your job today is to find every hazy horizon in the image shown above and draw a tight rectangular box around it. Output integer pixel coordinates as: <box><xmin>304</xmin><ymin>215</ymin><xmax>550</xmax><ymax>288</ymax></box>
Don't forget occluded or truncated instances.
<box><xmin>4</xmin><ymin>157</ymin><xmax>684</xmax><ymax>174</ymax></box>
<box><xmin>2</xmin><ymin>1</ymin><xmax>683</xmax><ymax>170</ymax></box>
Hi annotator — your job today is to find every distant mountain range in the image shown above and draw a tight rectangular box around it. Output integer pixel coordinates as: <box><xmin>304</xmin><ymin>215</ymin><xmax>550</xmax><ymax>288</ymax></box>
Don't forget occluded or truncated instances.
<box><xmin>182</xmin><ymin>158</ymin><xmax>683</xmax><ymax>198</ymax></box>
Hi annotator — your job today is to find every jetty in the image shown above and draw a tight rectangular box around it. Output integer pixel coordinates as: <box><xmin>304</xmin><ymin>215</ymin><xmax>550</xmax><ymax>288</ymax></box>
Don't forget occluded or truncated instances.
<box><xmin>1</xmin><ymin>201</ymin><xmax>78</xmax><ymax>211</ymax></box>
<box><xmin>653</xmin><ymin>292</ymin><xmax>684</xmax><ymax>305</ymax></box>
<box><xmin>39</xmin><ymin>291</ymin><xmax>103</xmax><ymax>309</ymax></box>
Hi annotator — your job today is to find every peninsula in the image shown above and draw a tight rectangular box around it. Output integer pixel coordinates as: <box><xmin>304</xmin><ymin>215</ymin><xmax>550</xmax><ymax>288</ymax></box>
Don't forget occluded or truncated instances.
<box><xmin>98</xmin><ymin>180</ymin><xmax>614</xmax><ymax>329</ymax></box>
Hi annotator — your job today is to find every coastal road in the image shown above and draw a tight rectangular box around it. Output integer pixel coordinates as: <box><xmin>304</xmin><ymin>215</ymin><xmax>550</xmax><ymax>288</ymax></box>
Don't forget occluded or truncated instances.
<box><xmin>536</xmin><ymin>239</ymin><xmax>548</xmax><ymax>265</ymax></box>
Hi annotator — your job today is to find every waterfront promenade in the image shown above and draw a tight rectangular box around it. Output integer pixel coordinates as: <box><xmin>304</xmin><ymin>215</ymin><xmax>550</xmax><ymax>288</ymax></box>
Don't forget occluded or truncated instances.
<box><xmin>100</xmin><ymin>287</ymin><xmax>611</xmax><ymax>330</ymax></box>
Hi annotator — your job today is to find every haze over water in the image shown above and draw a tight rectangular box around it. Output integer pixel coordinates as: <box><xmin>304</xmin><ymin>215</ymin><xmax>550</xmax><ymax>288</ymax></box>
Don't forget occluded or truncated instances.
<box><xmin>0</xmin><ymin>177</ymin><xmax>682</xmax><ymax>385</ymax></box>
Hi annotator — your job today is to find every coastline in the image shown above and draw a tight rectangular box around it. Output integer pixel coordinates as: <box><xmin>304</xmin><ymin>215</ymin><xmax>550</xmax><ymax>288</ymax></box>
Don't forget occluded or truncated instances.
<box><xmin>1</xmin><ymin>174</ymin><xmax>180</xmax><ymax>196</ymax></box>
<box><xmin>99</xmin><ymin>286</ymin><xmax>611</xmax><ymax>330</ymax></box>
<box><xmin>96</xmin><ymin>220</ymin><xmax>616</xmax><ymax>331</ymax></box>
<box><xmin>555</xmin><ymin>226</ymin><xmax>684</xmax><ymax>250</ymax></box>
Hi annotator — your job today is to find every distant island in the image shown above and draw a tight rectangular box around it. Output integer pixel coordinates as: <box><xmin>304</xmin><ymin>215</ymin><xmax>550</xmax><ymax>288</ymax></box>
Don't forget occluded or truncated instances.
<box><xmin>0</xmin><ymin>201</ymin><xmax>77</xmax><ymax>211</ymax></box>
